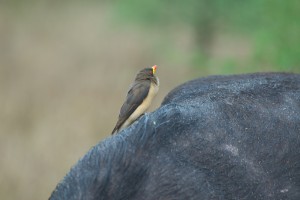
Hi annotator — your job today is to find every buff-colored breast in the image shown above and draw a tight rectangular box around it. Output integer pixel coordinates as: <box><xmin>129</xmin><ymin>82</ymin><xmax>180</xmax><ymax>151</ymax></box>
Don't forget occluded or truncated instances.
<box><xmin>120</xmin><ymin>81</ymin><xmax>159</xmax><ymax>130</ymax></box>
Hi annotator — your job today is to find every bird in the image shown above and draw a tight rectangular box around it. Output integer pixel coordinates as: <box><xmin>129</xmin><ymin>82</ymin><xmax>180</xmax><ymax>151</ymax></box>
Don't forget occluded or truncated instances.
<box><xmin>111</xmin><ymin>65</ymin><xmax>159</xmax><ymax>134</ymax></box>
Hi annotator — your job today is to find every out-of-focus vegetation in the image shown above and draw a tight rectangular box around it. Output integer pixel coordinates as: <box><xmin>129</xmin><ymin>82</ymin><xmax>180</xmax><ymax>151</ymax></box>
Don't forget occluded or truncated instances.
<box><xmin>115</xmin><ymin>0</ymin><xmax>300</xmax><ymax>73</ymax></box>
<box><xmin>0</xmin><ymin>1</ymin><xmax>299</xmax><ymax>200</ymax></box>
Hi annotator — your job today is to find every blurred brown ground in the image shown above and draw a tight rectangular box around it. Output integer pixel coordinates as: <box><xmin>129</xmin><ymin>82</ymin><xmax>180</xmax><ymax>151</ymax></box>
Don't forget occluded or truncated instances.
<box><xmin>0</xmin><ymin>3</ymin><xmax>195</xmax><ymax>200</ymax></box>
<box><xmin>0</xmin><ymin>2</ymin><xmax>251</xmax><ymax>200</ymax></box>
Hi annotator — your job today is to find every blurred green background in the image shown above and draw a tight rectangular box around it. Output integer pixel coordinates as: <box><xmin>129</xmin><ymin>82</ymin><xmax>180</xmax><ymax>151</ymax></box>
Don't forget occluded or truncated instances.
<box><xmin>0</xmin><ymin>0</ymin><xmax>299</xmax><ymax>199</ymax></box>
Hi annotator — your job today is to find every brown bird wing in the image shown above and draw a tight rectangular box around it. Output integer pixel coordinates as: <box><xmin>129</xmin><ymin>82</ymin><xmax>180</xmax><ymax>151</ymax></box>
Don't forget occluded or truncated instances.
<box><xmin>111</xmin><ymin>80</ymin><xmax>150</xmax><ymax>134</ymax></box>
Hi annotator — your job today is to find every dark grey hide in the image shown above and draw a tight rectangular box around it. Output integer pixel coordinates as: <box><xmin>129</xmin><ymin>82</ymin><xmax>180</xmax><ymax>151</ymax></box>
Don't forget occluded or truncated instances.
<box><xmin>50</xmin><ymin>73</ymin><xmax>300</xmax><ymax>200</ymax></box>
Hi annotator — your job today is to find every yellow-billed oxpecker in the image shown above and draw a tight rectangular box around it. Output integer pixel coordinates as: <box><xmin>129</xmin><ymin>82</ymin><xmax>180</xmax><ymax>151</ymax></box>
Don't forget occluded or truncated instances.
<box><xmin>111</xmin><ymin>65</ymin><xmax>159</xmax><ymax>134</ymax></box>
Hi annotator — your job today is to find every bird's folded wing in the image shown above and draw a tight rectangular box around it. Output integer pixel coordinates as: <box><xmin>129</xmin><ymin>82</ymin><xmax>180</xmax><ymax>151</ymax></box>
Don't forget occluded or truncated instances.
<box><xmin>118</xmin><ymin>80</ymin><xmax>151</xmax><ymax>125</ymax></box>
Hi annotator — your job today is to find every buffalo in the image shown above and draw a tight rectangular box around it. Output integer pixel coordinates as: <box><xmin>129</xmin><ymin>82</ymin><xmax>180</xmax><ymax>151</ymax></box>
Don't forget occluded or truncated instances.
<box><xmin>50</xmin><ymin>73</ymin><xmax>300</xmax><ymax>200</ymax></box>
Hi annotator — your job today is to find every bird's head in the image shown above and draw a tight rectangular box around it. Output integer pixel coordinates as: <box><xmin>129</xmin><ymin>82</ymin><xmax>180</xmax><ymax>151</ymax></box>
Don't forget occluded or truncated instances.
<box><xmin>136</xmin><ymin>65</ymin><xmax>158</xmax><ymax>81</ymax></box>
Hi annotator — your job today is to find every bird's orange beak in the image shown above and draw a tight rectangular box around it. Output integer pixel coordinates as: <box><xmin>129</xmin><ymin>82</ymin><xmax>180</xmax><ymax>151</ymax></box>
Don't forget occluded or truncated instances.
<box><xmin>152</xmin><ymin>65</ymin><xmax>157</xmax><ymax>74</ymax></box>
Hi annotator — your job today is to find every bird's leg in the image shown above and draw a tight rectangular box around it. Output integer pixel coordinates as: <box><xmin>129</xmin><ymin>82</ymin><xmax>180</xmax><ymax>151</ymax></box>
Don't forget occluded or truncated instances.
<box><xmin>137</xmin><ymin>113</ymin><xmax>146</xmax><ymax>120</ymax></box>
